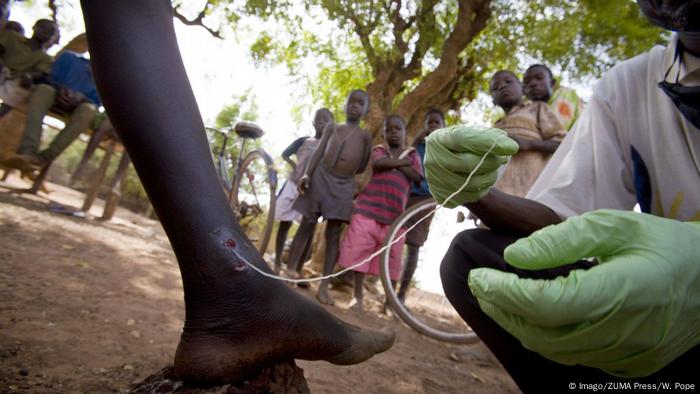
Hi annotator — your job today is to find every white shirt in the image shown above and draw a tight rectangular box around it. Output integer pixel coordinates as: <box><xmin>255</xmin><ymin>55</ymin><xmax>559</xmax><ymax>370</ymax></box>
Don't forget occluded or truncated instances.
<box><xmin>527</xmin><ymin>35</ymin><xmax>700</xmax><ymax>221</ymax></box>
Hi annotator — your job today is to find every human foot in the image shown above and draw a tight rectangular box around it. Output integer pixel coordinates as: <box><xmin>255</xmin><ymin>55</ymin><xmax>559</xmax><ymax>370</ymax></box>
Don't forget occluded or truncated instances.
<box><xmin>2</xmin><ymin>153</ymin><xmax>45</xmax><ymax>172</ymax></box>
<box><xmin>175</xmin><ymin>299</ymin><xmax>392</xmax><ymax>385</ymax></box>
<box><xmin>317</xmin><ymin>286</ymin><xmax>335</xmax><ymax>305</ymax></box>
<box><xmin>173</xmin><ymin>247</ymin><xmax>391</xmax><ymax>385</ymax></box>
<box><xmin>348</xmin><ymin>297</ymin><xmax>363</xmax><ymax>312</ymax></box>
<box><xmin>295</xmin><ymin>269</ymin><xmax>310</xmax><ymax>289</ymax></box>
<box><xmin>286</xmin><ymin>270</ymin><xmax>309</xmax><ymax>288</ymax></box>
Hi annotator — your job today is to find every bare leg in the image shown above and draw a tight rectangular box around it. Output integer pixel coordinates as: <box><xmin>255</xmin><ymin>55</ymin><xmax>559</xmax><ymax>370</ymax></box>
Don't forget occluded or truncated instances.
<box><xmin>293</xmin><ymin>221</ymin><xmax>316</xmax><ymax>289</ymax></box>
<box><xmin>274</xmin><ymin>220</ymin><xmax>292</xmax><ymax>273</ymax></box>
<box><xmin>351</xmin><ymin>272</ymin><xmax>364</xmax><ymax>311</ymax></box>
<box><xmin>287</xmin><ymin>219</ymin><xmax>315</xmax><ymax>274</ymax></box>
<box><xmin>81</xmin><ymin>1</ymin><xmax>393</xmax><ymax>386</ymax></box>
<box><xmin>397</xmin><ymin>245</ymin><xmax>420</xmax><ymax>303</ymax></box>
<box><xmin>298</xmin><ymin>223</ymin><xmax>315</xmax><ymax>273</ymax></box>
<box><xmin>317</xmin><ymin>219</ymin><xmax>342</xmax><ymax>305</ymax></box>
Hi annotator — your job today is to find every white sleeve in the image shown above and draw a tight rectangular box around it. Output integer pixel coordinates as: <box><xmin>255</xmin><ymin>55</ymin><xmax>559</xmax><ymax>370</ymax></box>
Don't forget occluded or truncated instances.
<box><xmin>526</xmin><ymin>91</ymin><xmax>637</xmax><ymax>219</ymax></box>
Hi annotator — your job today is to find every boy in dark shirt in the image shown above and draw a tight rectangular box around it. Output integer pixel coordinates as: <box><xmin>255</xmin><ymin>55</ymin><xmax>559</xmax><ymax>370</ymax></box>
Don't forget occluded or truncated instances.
<box><xmin>273</xmin><ymin>108</ymin><xmax>333</xmax><ymax>273</ymax></box>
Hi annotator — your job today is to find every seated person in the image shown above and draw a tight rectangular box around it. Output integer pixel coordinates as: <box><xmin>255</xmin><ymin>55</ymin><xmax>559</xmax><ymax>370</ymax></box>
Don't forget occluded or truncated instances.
<box><xmin>523</xmin><ymin>63</ymin><xmax>585</xmax><ymax>131</ymax></box>
<box><xmin>3</xmin><ymin>49</ymin><xmax>100</xmax><ymax>171</ymax></box>
<box><xmin>490</xmin><ymin>70</ymin><xmax>566</xmax><ymax>197</ymax></box>
<box><xmin>0</xmin><ymin>19</ymin><xmax>58</xmax><ymax>117</ymax></box>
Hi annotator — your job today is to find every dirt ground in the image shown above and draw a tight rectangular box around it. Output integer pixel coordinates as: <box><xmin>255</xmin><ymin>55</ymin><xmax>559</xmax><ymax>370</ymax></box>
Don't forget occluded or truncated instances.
<box><xmin>0</xmin><ymin>175</ymin><xmax>518</xmax><ymax>394</ymax></box>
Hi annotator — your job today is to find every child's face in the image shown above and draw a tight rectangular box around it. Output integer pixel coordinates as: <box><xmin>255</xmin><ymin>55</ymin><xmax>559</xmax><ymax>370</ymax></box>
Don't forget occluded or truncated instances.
<box><xmin>384</xmin><ymin>118</ymin><xmax>406</xmax><ymax>148</ymax></box>
<box><xmin>33</xmin><ymin>20</ymin><xmax>58</xmax><ymax>45</ymax></box>
<box><xmin>424</xmin><ymin>113</ymin><xmax>445</xmax><ymax>135</ymax></box>
<box><xmin>490</xmin><ymin>72</ymin><xmax>523</xmax><ymax>110</ymax></box>
<box><xmin>523</xmin><ymin>67</ymin><xmax>554</xmax><ymax>102</ymax></box>
<box><xmin>313</xmin><ymin>111</ymin><xmax>332</xmax><ymax>135</ymax></box>
<box><xmin>345</xmin><ymin>91</ymin><xmax>368</xmax><ymax>120</ymax></box>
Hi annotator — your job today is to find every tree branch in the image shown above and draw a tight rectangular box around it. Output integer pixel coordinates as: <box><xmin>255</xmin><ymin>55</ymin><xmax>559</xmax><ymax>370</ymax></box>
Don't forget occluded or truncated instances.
<box><xmin>396</xmin><ymin>0</ymin><xmax>492</xmax><ymax>118</ymax></box>
<box><xmin>48</xmin><ymin>0</ymin><xmax>58</xmax><ymax>21</ymax></box>
<box><xmin>333</xmin><ymin>1</ymin><xmax>381</xmax><ymax>74</ymax></box>
<box><xmin>398</xmin><ymin>0</ymin><xmax>439</xmax><ymax>79</ymax></box>
<box><xmin>173</xmin><ymin>3</ymin><xmax>222</xmax><ymax>39</ymax></box>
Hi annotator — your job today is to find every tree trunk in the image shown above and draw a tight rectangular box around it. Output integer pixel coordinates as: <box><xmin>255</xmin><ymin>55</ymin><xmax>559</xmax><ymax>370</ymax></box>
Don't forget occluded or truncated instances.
<box><xmin>360</xmin><ymin>0</ymin><xmax>492</xmax><ymax>143</ymax></box>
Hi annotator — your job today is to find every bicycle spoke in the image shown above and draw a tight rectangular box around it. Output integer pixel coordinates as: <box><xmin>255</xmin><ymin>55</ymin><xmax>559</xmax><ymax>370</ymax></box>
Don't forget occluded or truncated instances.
<box><xmin>232</xmin><ymin>149</ymin><xmax>276</xmax><ymax>258</ymax></box>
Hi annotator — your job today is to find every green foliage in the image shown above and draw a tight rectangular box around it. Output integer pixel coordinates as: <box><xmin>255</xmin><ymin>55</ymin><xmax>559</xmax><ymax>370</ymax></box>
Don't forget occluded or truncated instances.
<box><xmin>481</xmin><ymin>0</ymin><xmax>668</xmax><ymax>80</ymax></box>
<box><xmin>213</xmin><ymin>88</ymin><xmax>259</xmax><ymax>129</ymax></box>
<box><xmin>307</xmin><ymin>63</ymin><xmax>372</xmax><ymax>120</ymax></box>
<box><xmin>233</xmin><ymin>0</ymin><xmax>665</xmax><ymax>134</ymax></box>
<box><xmin>208</xmin><ymin>90</ymin><xmax>262</xmax><ymax>185</ymax></box>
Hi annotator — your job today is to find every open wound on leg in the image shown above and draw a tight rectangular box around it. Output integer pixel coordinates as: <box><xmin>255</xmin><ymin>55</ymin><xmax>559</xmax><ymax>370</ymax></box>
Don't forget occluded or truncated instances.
<box><xmin>210</xmin><ymin>226</ymin><xmax>249</xmax><ymax>272</ymax></box>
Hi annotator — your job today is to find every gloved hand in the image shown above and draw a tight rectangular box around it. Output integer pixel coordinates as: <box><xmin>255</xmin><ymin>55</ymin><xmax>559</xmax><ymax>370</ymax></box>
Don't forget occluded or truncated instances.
<box><xmin>468</xmin><ymin>209</ymin><xmax>700</xmax><ymax>377</ymax></box>
<box><xmin>424</xmin><ymin>125</ymin><xmax>518</xmax><ymax>207</ymax></box>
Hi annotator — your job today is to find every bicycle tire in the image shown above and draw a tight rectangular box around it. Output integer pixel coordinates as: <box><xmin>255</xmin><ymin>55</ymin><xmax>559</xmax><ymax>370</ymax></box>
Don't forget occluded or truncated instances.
<box><xmin>379</xmin><ymin>199</ymin><xmax>480</xmax><ymax>344</ymax></box>
<box><xmin>230</xmin><ymin>148</ymin><xmax>277</xmax><ymax>255</ymax></box>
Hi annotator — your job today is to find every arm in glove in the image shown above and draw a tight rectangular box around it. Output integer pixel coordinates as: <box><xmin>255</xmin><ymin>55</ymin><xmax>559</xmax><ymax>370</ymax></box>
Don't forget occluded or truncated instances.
<box><xmin>468</xmin><ymin>209</ymin><xmax>700</xmax><ymax>377</ymax></box>
<box><xmin>424</xmin><ymin>125</ymin><xmax>518</xmax><ymax>207</ymax></box>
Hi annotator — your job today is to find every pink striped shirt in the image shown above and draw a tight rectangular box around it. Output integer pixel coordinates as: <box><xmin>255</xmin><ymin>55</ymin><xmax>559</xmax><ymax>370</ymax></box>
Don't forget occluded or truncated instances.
<box><xmin>355</xmin><ymin>145</ymin><xmax>423</xmax><ymax>225</ymax></box>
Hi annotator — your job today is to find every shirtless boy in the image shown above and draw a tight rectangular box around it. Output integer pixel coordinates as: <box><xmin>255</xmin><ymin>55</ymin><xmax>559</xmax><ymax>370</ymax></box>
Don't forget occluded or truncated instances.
<box><xmin>287</xmin><ymin>89</ymin><xmax>373</xmax><ymax>305</ymax></box>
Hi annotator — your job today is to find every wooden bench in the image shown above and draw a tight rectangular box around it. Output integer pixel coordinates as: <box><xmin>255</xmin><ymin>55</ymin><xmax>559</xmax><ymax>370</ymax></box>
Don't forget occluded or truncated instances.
<box><xmin>0</xmin><ymin>104</ymin><xmax>131</xmax><ymax>220</ymax></box>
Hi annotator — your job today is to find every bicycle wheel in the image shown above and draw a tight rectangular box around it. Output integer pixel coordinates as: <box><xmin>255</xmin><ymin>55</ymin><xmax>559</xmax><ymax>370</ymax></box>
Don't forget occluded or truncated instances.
<box><xmin>380</xmin><ymin>198</ymin><xmax>480</xmax><ymax>344</ymax></box>
<box><xmin>230</xmin><ymin>148</ymin><xmax>277</xmax><ymax>255</ymax></box>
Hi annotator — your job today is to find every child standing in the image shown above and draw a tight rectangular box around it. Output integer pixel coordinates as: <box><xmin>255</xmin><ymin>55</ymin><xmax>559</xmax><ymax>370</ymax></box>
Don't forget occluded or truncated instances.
<box><xmin>273</xmin><ymin>108</ymin><xmax>333</xmax><ymax>273</ymax></box>
<box><xmin>287</xmin><ymin>89</ymin><xmax>373</xmax><ymax>305</ymax></box>
<box><xmin>397</xmin><ymin>109</ymin><xmax>445</xmax><ymax>304</ymax></box>
<box><xmin>489</xmin><ymin>70</ymin><xmax>565</xmax><ymax>197</ymax></box>
<box><xmin>523</xmin><ymin>64</ymin><xmax>584</xmax><ymax>132</ymax></box>
<box><xmin>337</xmin><ymin>115</ymin><xmax>423</xmax><ymax>311</ymax></box>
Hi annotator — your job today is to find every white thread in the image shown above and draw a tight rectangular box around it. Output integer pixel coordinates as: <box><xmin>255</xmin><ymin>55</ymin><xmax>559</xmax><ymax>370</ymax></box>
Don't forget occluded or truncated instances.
<box><xmin>239</xmin><ymin>141</ymin><xmax>499</xmax><ymax>284</ymax></box>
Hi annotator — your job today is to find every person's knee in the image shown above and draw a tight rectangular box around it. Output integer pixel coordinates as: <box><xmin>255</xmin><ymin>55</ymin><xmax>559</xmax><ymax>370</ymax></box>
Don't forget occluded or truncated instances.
<box><xmin>34</xmin><ymin>83</ymin><xmax>56</xmax><ymax>96</ymax></box>
<box><xmin>28</xmin><ymin>84</ymin><xmax>56</xmax><ymax>106</ymax></box>
<box><xmin>71</xmin><ymin>103</ymin><xmax>97</xmax><ymax>121</ymax></box>
<box><xmin>440</xmin><ymin>229</ymin><xmax>484</xmax><ymax>291</ymax></box>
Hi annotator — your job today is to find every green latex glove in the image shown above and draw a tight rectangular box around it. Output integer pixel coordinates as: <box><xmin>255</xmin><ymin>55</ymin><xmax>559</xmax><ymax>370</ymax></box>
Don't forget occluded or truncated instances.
<box><xmin>424</xmin><ymin>125</ymin><xmax>518</xmax><ymax>207</ymax></box>
<box><xmin>468</xmin><ymin>209</ymin><xmax>700</xmax><ymax>377</ymax></box>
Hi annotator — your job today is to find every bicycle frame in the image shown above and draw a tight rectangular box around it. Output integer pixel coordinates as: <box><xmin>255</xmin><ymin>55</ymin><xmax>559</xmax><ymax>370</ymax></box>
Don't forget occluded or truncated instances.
<box><xmin>230</xmin><ymin>137</ymin><xmax>248</xmax><ymax>197</ymax></box>
<box><xmin>216</xmin><ymin>131</ymin><xmax>233</xmax><ymax>192</ymax></box>
<box><xmin>207</xmin><ymin>124</ymin><xmax>277</xmax><ymax>254</ymax></box>
<box><xmin>211</xmin><ymin>126</ymin><xmax>247</xmax><ymax>196</ymax></box>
